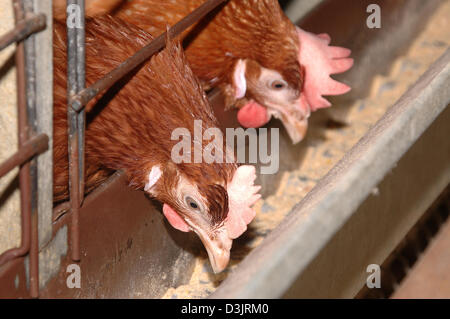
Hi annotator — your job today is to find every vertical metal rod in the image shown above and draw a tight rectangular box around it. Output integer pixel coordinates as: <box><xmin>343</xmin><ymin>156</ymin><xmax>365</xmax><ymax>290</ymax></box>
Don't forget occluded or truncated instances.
<box><xmin>76</xmin><ymin>0</ymin><xmax>85</xmax><ymax>204</ymax></box>
<box><xmin>67</xmin><ymin>0</ymin><xmax>85</xmax><ymax>262</ymax></box>
<box><xmin>21</xmin><ymin>0</ymin><xmax>40</xmax><ymax>299</ymax></box>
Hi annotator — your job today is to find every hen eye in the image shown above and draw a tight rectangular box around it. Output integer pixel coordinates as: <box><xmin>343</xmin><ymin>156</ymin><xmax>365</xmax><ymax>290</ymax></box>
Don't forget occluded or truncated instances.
<box><xmin>270</xmin><ymin>80</ymin><xmax>287</xmax><ymax>90</ymax></box>
<box><xmin>185</xmin><ymin>196</ymin><xmax>200</xmax><ymax>210</ymax></box>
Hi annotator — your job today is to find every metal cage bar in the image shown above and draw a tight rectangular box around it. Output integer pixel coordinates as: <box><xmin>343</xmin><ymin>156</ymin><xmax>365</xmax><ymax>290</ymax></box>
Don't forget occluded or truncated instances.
<box><xmin>0</xmin><ymin>2</ymin><xmax>31</xmax><ymax>269</ymax></box>
<box><xmin>0</xmin><ymin>134</ymin><xmax>48</xmax><ymax>179</ymax></box>
<box><xmin>69</xmin><ymin>0</ymin><xmax>227</xmax><ymax>112</ymax></box>
<box><xmin>0</xmin><ymin>0</ymin><xmax>50</xmax><ymax>298</ymax></box>
<box><xmin>66</xmin><ymin>0</ymin><xmax>85</xmax><ymax>262</ymax></box>
<box><xmin>0</xmin><ymin>13</ymin><xmax>45</xmax><ymax>51</ymax></box>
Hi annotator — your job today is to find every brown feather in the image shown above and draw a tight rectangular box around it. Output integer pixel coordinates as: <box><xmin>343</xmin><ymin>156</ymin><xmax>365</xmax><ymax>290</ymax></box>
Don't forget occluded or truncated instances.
<box><xmin>114</xmin><ymin>0</ymin><xmax>303</xmax><ymax>96</ymax></box>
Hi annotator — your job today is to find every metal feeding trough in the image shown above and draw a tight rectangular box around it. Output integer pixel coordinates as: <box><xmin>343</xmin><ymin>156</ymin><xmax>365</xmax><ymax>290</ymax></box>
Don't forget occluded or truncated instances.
<box><xmin>0</xmin><ymin>0</ymin><xmax>449</xmax><ymax>298</ymax></box>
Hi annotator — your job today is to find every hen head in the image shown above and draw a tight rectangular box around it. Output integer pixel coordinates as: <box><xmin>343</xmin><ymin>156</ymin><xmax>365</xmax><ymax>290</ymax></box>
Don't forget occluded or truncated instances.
<box><xmin>144</xmin><ymin>163</ymin><xmax>260</xmax><ymax>273</ymax></box>
<box><xmin>221</xmin><ymin>0</ymin><xmax>353</xmax><ymax>144</ymax></box>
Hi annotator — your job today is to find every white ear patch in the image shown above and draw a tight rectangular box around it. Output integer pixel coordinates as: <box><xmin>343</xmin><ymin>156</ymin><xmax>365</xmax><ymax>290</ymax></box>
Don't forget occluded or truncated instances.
<box><xmin>233</xmin><ymin>59</ymin><xmax>247</xmax><ymax>99</ymax></box>
<box><xmin>144</xmin><ymin>165</ymin><xmax>162</xmax><ymax>192</ymax></box>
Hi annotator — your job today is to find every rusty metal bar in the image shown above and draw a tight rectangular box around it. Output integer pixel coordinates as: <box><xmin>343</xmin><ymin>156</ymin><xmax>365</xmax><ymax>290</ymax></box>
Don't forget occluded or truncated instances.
<box><xmin>67</xmin><ymin>0</ymin><xmax>85</xmax><ymax>262</ymax></box>
<box><xmin>70</xmin><ymin>0</ymin><xmax>227</xmax><ymax>112</ymax></box>
<box><xmin>76</xmin><ymin>1</ymin><xmax>86</xmax><ymax>206</ymax></box>
<box><xmin>0</xmin><ymin>0</ymin><xmax>43</xmax><ymax>299</ymax></box>
<box><xmin>0</xmin><ymin>12</ymin><xmax>45</xmax><ymax>51</ymax></box>
<box><xmin>21</xmin><ymin>0</ymin><xmax>40</xmax><ymax>299</ymax></box>
<box><xmin>0</xmin><ymin>1</ymin><xmax>31</xmax><ymax>270</ymax></box>
<box><xmin>0</xmin><ymin>133</ymin><xmax>48</xmax><ymax>179</ymax></box>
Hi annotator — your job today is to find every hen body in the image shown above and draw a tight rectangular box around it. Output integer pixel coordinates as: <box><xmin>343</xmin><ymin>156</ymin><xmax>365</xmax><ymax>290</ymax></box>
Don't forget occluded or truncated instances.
<box><xmin>53</xmin><ymin>15</ymin><xmax>260</xmax><ymax>273</ymax></box>
<box><xmin>53</xmin><ymin>15</ymin><xmax>233</xmax><ymax>202</ymax></box>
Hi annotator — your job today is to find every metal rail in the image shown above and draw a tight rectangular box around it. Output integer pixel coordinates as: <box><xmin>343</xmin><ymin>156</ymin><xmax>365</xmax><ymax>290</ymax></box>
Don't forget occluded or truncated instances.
<box><xmin>211</xmin><ymin>49</ymin><xmax>450</xmax><ymax>298</ymax></box>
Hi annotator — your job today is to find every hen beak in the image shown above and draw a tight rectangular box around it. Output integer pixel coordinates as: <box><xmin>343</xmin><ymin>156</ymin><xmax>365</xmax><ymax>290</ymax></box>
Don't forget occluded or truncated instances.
<box><xmin>161</xmin><ymin>165</ymin><xmax>260</xmax><ymax>273</ymax></box>
<box><xmin>272</xmin><ymin>109</ymin><xmax>309</xmax><ymax>144</ymax></box>
<box><xmin>191</xmin><ymin>225</ymin><xmax>233</xmax><ymax>273</ymax></box>
<box><xmin>162</xmin><ymin>203</ymin><xmax>232</xmax><ymax>273</ymax></box>
<box><xmin>267</xmin><ymin>97</ymin><xmax>310</xmax><ymax>144</ymax></box>
<box><xmin>237</xmin><ymin>100</ymin><xmax>309</xmax><ymax>144</ymax></box>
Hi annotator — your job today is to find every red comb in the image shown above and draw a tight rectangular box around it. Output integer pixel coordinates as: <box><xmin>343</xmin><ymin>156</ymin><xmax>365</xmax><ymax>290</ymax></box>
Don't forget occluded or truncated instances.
<box><xmin>296</xmin><ymin>27</ymin><xmax>354</xmax><ymax>112</ymax></box>
<box><xmin>226</xmin><ymin>165</ymin><xmax>261</xmax><ymax>239</ymax></box>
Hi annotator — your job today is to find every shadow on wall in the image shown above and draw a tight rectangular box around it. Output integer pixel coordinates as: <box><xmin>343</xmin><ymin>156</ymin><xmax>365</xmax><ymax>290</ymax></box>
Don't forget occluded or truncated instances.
<box><xmin>279</xmin><ymin>0</ymin><xmax>294</xmax><ymax>10</ymax></box>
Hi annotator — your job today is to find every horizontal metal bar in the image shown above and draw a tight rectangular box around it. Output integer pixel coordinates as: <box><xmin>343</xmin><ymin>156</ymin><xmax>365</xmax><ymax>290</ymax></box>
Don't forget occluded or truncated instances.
<box><xmin>0</xmin><ymin>133</ymin><xmax>48</xmax><ymax>179</ymax></box>
<box><xmin>211</xmin><ymin>48</ymin><xmax>450</xmax><ymax>298</ymax></box>
<box><xmin>0</xmin><ymin>13</ymin><xmax>45</xmax><ymax>51</ymax></box>
<box><xmin>69</xmin><ymin>0</ymin><xmax>227</xmax><ymax>112</ymax></box>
